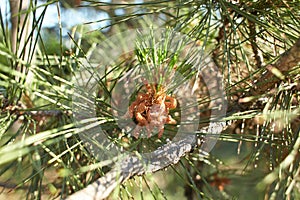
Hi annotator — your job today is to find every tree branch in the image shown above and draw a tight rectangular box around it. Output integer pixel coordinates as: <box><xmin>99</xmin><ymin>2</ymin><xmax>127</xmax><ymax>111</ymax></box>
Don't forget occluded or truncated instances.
<box><xmin>66</xmin><ymin>38</ymin><xmax>300</xmax><ymax>200</ymax></box>
<box><xmin>66</xmin><ymin>122</ymin><xmax>226</xmax><ymax>200</ymax></box>
<box><xmin>245</xmin><ymin>38</ymin><xmax>300</xmax><ymax>98</ymax></box>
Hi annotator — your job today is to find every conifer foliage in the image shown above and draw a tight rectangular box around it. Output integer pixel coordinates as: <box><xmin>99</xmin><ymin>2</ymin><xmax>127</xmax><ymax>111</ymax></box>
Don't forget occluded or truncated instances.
<box><xmin>0</xmin><ymin>1</ymin><xmax>299</xmax><ymax>199</ymax></box>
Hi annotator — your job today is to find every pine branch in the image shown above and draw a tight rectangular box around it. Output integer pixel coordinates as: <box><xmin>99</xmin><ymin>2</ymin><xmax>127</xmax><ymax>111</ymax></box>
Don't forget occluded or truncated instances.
<box><xmin>242</xmin><ymin>38</ymin><xmax>300</xmax><ymax>99</ymax></box>
<box><xmin>66</xmin><ymin>122</ymin><xmax>226</xmax><ymax>200</ymax></box>
<box><xmin>66</xmin><ymin>38</ymin><xmax>300</xmax><ymax>200</ymax></box>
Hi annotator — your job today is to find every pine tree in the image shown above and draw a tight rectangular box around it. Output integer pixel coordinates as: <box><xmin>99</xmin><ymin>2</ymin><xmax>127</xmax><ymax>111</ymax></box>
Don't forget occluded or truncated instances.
<box><xmin>0</xmin><ymin>1</ymin><xmax>299</xmax><ymax>199</ymax></box>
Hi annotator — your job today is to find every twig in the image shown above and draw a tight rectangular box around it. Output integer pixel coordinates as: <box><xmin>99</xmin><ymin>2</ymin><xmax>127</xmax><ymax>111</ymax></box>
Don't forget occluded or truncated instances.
<box><xmin>245</xmin><ymin>38</ymin><xmax>300</xmax><ymax>98</ymax></box>
<box><xmin>236</xmin><ymin>38</ymin><xmax>300</xmax><ymax>110</ymax></box>
<box><xmin>248</xmin><ymin>19</ymin><xmax>263</xmax><ymax>68</ymax></box>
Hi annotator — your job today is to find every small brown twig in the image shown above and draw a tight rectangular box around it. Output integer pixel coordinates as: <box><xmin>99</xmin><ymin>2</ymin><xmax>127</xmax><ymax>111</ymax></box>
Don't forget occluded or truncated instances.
<box><xmin>250</xmin><ymin>38</ymin><xmax>300</xmax><ymax>96</ymax></box>
<box><xmin>238</xmin><ymin>37</ymin><xmax>300</xmax><ymax>109</ymax></box>
<box><xmin>248</xmin><ymin>19</ymin><xmax>263</xmax><ymax>68</ymax></box>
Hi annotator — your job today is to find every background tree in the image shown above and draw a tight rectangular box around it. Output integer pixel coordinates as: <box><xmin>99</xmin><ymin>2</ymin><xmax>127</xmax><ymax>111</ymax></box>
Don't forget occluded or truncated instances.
<box><xmin>0</xmin><ymin>0</ymin><xmax>299</xmax><ymax>200</ymax></box>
